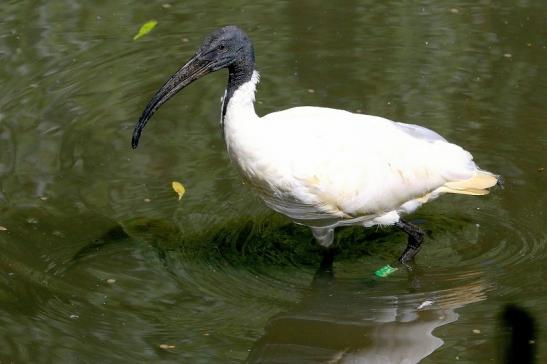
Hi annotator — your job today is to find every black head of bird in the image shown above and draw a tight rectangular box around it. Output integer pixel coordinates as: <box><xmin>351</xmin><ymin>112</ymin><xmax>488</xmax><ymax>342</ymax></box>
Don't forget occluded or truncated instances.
<box><xmin>131</xmin><ymin>25</ymin><xmax>254</xmax><ymax>149</ymax></box>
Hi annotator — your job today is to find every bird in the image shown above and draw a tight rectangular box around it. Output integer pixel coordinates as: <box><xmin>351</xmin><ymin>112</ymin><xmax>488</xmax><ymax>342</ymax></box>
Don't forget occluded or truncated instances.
<box><xmin>131</xmin><ymin>25</ymin><xmax>499</xmax><ymax>267</ymax></box>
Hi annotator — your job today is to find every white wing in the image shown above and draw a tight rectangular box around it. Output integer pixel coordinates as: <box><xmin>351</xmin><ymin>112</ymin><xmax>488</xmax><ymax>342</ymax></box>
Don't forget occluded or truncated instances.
<box><xmin>228</xmin><ymin>106</ymin><xmax>482</xmax><ymax>224</ymax></box>
<box><xmin>395</xmin><ymin>122</ymin><xmax>447</xmax><ymax>142</ymax></box>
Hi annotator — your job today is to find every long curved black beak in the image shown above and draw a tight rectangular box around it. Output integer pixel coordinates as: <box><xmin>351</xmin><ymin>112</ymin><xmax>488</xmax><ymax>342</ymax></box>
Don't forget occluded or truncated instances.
<box><xmin>131</xmin><ymin>54</ymin><xmax>211</xmax><ymax>149</ymax></box>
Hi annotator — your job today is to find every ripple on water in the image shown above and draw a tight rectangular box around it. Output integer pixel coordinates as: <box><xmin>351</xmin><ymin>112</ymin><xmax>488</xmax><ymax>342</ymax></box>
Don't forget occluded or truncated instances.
<box><xmin>1</xmin><ymin>197</ymin><xmax>544</xmax><ymax>363</ymax></box>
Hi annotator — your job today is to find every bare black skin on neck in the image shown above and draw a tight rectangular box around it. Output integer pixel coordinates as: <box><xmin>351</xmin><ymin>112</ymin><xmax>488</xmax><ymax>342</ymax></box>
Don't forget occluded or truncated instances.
<box><xmin>221</xmin><ymin>38</ymin><xmax>255</xmax><ymax>125</ymax></box>
<box><xmin>131</xmin><ymin>25</ymin><xmax>255</xmax><ymax>148</ymax></box>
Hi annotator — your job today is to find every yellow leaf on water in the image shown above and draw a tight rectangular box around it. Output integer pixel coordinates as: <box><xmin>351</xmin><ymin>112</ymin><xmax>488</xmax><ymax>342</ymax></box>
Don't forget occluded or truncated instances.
<box><xmin>171</xmin><ymin>181</ymin><xmax>185</xmax><ymax>200</ymax></box>
<box><xmin>159</xmin><ymin>344</ymin><xmax>176</xmax><ymax>349</ymax></box>
<box><xmin>133</xmin><ymin>20</ymin><xmax>158</xmax><ymax>40</ymax></box>
<box><xmin>0</xmin><ymin>226</ymin><xmax>7</xmax><ymax>231</ymax></box>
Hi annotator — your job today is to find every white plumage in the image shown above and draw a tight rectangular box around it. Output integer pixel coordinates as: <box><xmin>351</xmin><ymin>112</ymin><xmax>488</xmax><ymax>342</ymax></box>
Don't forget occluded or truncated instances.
<box><xmin>223</xmin><ymin>71</ymin><xmax>497</xmax><ymax>243</ymax></box>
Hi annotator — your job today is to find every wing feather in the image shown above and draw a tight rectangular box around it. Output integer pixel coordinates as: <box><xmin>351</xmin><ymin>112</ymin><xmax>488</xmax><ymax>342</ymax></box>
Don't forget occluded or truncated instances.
<box><xmin>238</xmin><ymin>107</ymin><xmax>492</xmax><ymax>223</ymax></box>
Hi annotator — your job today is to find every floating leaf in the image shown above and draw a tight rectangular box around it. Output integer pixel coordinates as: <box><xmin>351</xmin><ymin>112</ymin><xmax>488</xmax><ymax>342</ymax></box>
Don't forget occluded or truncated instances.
<box><xmin>133</xmin><ymin>20</ymin><xmax>158</xmax><ymax>40</ymax></box>
<box><xmin>159</xmin><ymin>344</ymin><xmax>176</xmax><ymax>349</ymax></box>
<box><xmin>0</xmin><ymin>226</ymin><xmax>7</xmax><ymax>231</ymax></box>
<box><xmin>374</xmin><ymin>264</ymin><xmax>398</xmax><ymax>278</ymax></box>
<box><xmin>171</xmin><ymin>181</ymin><xmax>186</xmax><ymax>200</ymax></box>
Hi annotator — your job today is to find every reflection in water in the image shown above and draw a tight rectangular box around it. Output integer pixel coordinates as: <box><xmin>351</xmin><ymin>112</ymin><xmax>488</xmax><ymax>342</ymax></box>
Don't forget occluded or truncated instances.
<box><xmin>500</xmin><ymin>305</ymin><xmax>537</xmax><ymax>364</ymax></box>
<box><xmin>248</xmin><ymin>257</ymin><xmax>487</xmax><ymax>364</ymax></box>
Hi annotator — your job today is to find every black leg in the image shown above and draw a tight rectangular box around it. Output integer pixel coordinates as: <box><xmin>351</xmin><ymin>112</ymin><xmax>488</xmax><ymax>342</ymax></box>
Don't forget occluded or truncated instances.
<box><xmin>319</xmin><ymin>247</ymin><xmax>335</xmax><ymax>272</ymax></box>
<box><xmin>312</xmin><ymin>247</ymin><xmax>336</xmax><ymax>285</ymax></box>
<box><xmin>395</xmin><ymin>219</ymin><xmax>424</xmax><ymax>264</ymax></box>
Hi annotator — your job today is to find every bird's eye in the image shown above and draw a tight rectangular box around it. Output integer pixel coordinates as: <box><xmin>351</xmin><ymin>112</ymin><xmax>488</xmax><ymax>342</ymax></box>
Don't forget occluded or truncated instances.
<box><xmin>217</xmin><ymin>44</ymin><xmax>225</xmax><ymax>51</ymax></box>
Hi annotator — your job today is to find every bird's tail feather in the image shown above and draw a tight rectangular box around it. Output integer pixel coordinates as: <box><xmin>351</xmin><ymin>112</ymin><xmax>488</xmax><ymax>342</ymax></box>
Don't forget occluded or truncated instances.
<box><xmin>439</xmin><ymin>170</ymin><xmax>499</xmax><ymax>196</ymax></box>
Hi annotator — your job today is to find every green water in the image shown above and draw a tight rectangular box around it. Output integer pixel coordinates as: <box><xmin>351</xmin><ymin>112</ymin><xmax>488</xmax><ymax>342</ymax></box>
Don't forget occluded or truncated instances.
<box><xmin>0</xmin><ymin>1</ymin><xmax>546</xmax><ymax>363</ymax></box>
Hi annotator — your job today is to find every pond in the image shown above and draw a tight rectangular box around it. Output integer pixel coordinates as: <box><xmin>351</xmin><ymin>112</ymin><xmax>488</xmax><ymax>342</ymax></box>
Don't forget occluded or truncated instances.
<box><xmin>0</xmin><ymin>0</ymin><xmax>545</xmax><ymax>363</ymax></box>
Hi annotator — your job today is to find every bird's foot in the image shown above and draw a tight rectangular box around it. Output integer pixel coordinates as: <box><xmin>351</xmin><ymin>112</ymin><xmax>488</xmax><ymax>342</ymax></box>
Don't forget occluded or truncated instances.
<box><xmin>318</xmin><ymin>247</ymin><xmax>336</xmax><ymax>273</ymax></box>
<box><xmin>376</xmin><ymin>219</ymin><xmax>424</xmax><ymax>278</ymax></box>
<box><xmin>313</xmin><ymin>247</ymin><xmax>337</xmax><ymax>285</ymax></box>
<box><xmin>397</xmin><ymin>243</ymin><xmax>421</xmax><ymax>268</ymax></box>
<box><xmin>395</xmin><ymin>219</ymin><xmax>424</xmax><ymax>265</ymax></box>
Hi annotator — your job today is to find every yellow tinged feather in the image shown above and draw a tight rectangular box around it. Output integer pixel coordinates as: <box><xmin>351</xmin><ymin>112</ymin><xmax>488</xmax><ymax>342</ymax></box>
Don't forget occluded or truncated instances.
<box><xmin>306</xmin><ymin>175</ymin><xmax>320</xmax><ymax>186</ymax></box>
<box><xmin>415</xmin><ymin>193</ymin><xmax>432</xmax><ymax>203</ymax></box>
<box><xmin>445</xmin><ymin>171</ymin><xmax>498</xmax><ymax>190</ymax></box>
<box><xmin>171</xmin><ymin>181</ymin><xmax>186</xmax><ymax>200</ymax></box>
<box><xmin>436</xmin><ymin>186</ymin><xmax>490</xmax><ymax>196</ymax></box>
<box><xmin>415</xmin><ymin>170</ymin><xmax>497</xmax><ymax>202</ymax></box>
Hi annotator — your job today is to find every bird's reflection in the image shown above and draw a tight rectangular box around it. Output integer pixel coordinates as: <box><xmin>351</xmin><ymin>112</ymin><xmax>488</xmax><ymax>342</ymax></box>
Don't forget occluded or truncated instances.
<box><xmin>247</xmin><ymin>251</ymin><xmax>487</xmax><ymax>364</ymax></box>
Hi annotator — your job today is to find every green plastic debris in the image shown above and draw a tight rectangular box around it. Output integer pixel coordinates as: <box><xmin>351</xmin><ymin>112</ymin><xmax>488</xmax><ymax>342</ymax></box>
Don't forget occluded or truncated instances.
<box><xmin>374</xmin><ymin>264</ymin><xmax>398</xmax><ymax>278</ymax></box>
<box><xmin>133</xmin><ymin>20</ymin><xmax>158</xmax><ymax>40</ymax></box>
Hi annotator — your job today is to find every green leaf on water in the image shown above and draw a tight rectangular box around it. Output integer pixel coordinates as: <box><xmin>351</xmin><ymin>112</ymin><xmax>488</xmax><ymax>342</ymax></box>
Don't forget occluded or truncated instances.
<box><xmin>133</xmin><ymin>20</ymin><xmax>158</xmax><ymax>40</ymax></box>
<box><xmin>374</xmin><ymin>264</ymin><xmax>398</xmax><ymax>278</ymax></box>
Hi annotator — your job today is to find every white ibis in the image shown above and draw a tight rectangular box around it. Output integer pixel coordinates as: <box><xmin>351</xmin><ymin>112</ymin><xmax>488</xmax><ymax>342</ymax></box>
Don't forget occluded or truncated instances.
<box><xmin>132</xmin><ymin>26</ymin><xmax>499</xmax><ymax>266</ymax></box>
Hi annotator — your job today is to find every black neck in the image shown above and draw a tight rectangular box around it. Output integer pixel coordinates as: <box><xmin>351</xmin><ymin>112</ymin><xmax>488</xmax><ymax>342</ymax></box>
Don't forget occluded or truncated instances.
<box><xmin>221</xmin><ymin>45</ymin><xmax>255</xmax><ymax>124</ymax></box>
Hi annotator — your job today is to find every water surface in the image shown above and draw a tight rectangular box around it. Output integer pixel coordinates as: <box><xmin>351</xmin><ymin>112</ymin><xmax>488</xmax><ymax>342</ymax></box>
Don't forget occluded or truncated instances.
<box><xmin>0</xmin><ymin>1</ymin><xmax>546</xmax><ymax>363</ymax></box>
